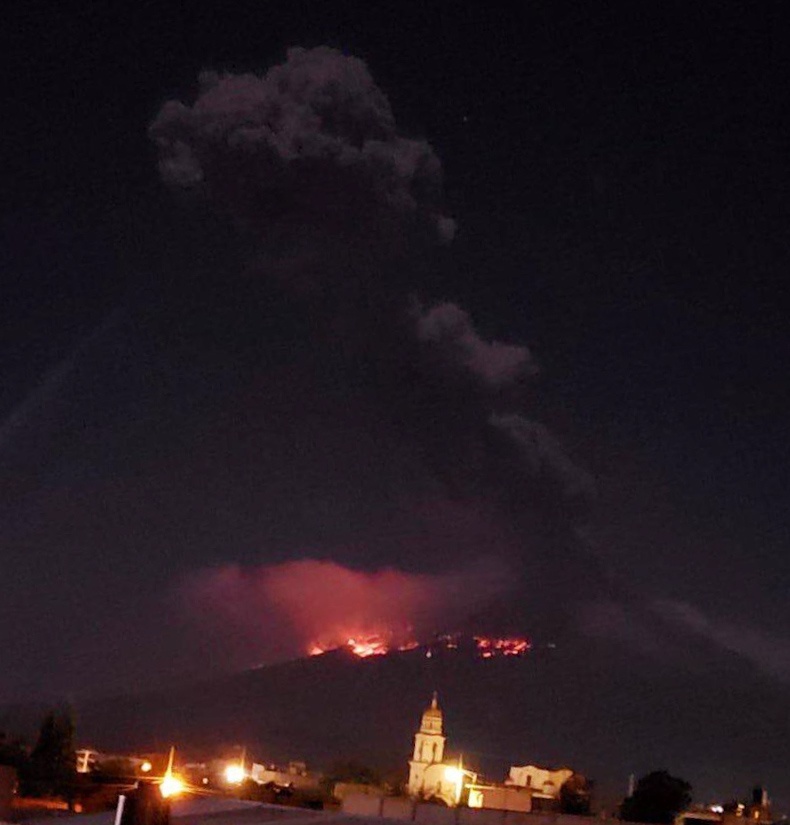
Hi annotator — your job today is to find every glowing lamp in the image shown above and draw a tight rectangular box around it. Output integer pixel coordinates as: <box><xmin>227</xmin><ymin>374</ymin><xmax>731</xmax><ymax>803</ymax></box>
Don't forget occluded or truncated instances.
<box><xmin>224</xmin><ymin>763</ymin><xmax>246</xmax><ymax>784</ymax></box>
<box><xmin>444</xmin><ymin>767</ymin><xmax>462</xmax><ymax>782</ymax></box>
<box><xmin>140</xmin><ymin>761</ymin><xmax>152</xmax><ymax>773</ymax></box>
<box><xmin>159</xmin><ymin>775</ymin><xmax>184</xmax><ymax>798</ymax></box>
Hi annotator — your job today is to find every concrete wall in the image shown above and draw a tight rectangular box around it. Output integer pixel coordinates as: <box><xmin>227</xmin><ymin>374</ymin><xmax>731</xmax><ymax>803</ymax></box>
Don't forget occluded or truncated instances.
<box><xmin>0</xmin><ymin>765</ymin><xmax>16</xmax><ymax>821</ymax></box>
<box><xmin>344</xmin><ymin>794</ymin><xmax>385</xmax><ymax>817</ymax></box>
<box><xmin>342</xmin><ymin>793</ymin><xmax>638</xmax><ymax>825</ymax></box>
<box><xmin>414</xmin><ymin>803</ymin><xmax>456</xmax><ymax>825</ymax></box>
<box><xmin>458</xmin><ymin>809</ymin><xmax>506</xmax><ymax>825</ymax></box>
<box><xmin>469</xmin><ymin>786</ymin><xmax>532</xmax><ymax>813</ymax></box>
<box><xmin>335</xmin><ymin>783</ymin><xmax>383</xmax><ymax>801</ymax></box>
<box><xmin>384</xmin><ymin>798</ymin><xmax>417</xmax><ymax>820</ymax></box>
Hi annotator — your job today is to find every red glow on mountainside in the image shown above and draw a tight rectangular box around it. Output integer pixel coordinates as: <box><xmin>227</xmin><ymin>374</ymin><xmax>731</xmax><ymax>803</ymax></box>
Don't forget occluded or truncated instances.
<box><xmin>308</xmin><ymin>632</ymin><xmax>419</xmax><ymax>658</ymax></box>
<box><xmin>308</xmin><ymin>633</ymin><xmax>532</xmax><ymax>659</ymax></box>
<box><xmin>474</xmin><ymin>636</ymin><xmax>532</xmax><ymax>658</ymax></box>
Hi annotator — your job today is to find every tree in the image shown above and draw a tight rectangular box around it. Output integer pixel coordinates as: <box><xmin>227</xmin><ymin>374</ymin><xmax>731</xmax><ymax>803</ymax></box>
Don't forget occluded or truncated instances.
<box><xmin>560</xmin><ymin>773</ymin><xmax>592</xmax><ymax>815</ymax></box>
<box><xmin>621</xmin><ymin>771</ymin><xmax>692</xmax><ymax>824</ymax></box>
<box><xmin>23</xmin><ymin>709</ymin><xmax>76</xmax><ymax>803</ymax></box>
<box><xmin>0</xmin><ymin>732</ymin><xmax>29</xmax><ymax>772</ymax></box>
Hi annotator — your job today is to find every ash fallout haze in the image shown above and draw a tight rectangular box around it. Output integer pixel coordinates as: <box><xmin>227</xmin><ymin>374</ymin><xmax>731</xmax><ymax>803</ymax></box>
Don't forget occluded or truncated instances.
<box><xmin>3</xmin><ymin>0</ymin><xmax>790</xmax><ymax>808</ymax></box>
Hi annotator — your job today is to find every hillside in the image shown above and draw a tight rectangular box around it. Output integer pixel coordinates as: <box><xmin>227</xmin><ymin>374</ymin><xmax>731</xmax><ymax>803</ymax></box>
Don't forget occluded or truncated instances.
<box><xmin>55</xmin><ymin>633</ymin><xmax>790</xmax><ymax>808</ymax></box>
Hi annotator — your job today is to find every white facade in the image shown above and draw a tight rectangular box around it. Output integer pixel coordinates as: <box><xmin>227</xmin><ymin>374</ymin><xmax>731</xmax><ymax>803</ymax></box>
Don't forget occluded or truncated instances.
<box><xmin>506</xmin><ymin>764</ymin><xmax>573</xmax><ymax>799</ymax></box>
<box><xmin>407</xmin><ymin>693</ymin><xmax>458</xmax><ymax>805</ymax></box>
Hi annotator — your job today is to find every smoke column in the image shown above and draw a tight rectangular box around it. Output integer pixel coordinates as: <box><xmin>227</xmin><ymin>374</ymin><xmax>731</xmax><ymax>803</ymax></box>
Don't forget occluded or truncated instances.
<box><xmin>152</xmin><ymin>46</ymin><xmax>594</xmax><ymax>664</ymax></box>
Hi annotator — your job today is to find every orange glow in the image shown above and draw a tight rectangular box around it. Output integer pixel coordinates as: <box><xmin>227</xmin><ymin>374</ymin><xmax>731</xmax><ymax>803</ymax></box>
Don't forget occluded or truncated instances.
<box><xmin>474</xmin><ymin>636</ymin><xmax>531</xmax><ymax>657</ymax></box>
<box><xmin>308</xmin><ymin>632</ymin><xmax>531</xmax><ymax>659</ymax></box>
<box><xmin>348</xmin><ymin>636</ymin><xmax>388</xmax><ymax>657</ymax></box>
<box><xmin>398</xmin><ymin>640</ymin><xmax>420</xmax><ymax>651</ymax></box>
<box><xmin>224</xmin><ymin>763</ymin><xmax>245</xmax><ymax>784</ymax></box>
<box><xmin>308</xmin><ymin>631</ymin><xmax>419</xmax><ymax>658</ymax></box>
<box><xmin>159</xmin><ymin>745</ymin><xmax>184</xmax><ymax>798</ymax></box>
<box><xmin>160</xmin><ymin>775</ymin><xmax>184</xmax><ymax>798</ymax></box>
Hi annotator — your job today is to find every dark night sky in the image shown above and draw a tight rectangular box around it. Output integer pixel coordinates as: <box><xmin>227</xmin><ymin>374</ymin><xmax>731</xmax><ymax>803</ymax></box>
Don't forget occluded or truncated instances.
<box><xmin>3</xmin><ymin>0</ymin><xmax>790</xmax><ymax>803</ymax></box>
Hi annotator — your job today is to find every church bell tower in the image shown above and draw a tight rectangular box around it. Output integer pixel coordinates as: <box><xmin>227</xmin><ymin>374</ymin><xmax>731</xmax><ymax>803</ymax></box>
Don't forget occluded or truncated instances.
<box><xmin>408</xmin><ymin>692</ymin><xmax>446</xmax><ymax>796</ymax></box>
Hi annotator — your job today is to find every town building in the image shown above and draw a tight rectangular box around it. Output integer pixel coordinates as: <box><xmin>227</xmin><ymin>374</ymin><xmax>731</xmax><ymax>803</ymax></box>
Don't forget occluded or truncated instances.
<box><xmin>407</xmin><ymin>693</ymin><xmax>575</xmax><ymax>812</ymax></box>
<box><xmin>407</xmin><ymin>693</ymin><xmax>474</xmax><ymax>805</ymax></box>
<box><xmin>506</xmin><ymin>764</ymin><xmax>574</xmax><ymax>809</ymax></box>
<box><xmin>249</xmin><ymin>760</ymin><xmax>320</xmax><ymax>789</ymax></box>
<box><xmin>676</xmin><ymin>787</ymin><xmax>773</xmax><ymax>825</ymax></box>
<box><xmin>76</xmin><ymin>749</ymin><xmax>99</xmax><ymax>774</ymax></box>
<box><xmin>75</xmin><ymin>748</ymin><xmax>153</xmax><ymax>775</ymax></box>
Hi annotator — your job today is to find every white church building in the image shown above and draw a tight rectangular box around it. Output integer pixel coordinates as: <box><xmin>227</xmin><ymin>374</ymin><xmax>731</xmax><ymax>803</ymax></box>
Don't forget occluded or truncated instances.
<box><xmin>407</xmin><ymin>693</ymin><xmax>472</xmax><ymax>805</ymax></box>
<box><xmin>407</xmin><ymin>693</ymin><xmax>575</xmax><ymax>811</ymax></box>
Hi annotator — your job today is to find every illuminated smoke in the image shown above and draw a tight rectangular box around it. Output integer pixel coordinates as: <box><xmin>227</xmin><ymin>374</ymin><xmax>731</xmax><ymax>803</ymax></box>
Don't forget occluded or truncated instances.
<box><xmin>154</xmin><ymin>47</ymin><xmax>594</xmax><ymax>659</ymax></box>
<box><xmin>181</xmin><ymin>559</ymin><xmax>510</xmax><ymax>666</ymax></box>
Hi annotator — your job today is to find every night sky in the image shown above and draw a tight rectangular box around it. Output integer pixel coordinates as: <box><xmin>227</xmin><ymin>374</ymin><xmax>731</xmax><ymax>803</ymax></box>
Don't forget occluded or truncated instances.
<box><xmin>3</xmin><ymin>0</ymin><xmax>790</xmax><ymax>802</ymax></box>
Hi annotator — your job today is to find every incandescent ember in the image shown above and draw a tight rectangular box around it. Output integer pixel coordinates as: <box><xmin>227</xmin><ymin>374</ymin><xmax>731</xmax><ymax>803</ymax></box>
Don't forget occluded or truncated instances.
<box><xmin>307</xmin><ymin>632</ymin><xmax>531</xmax><ymax>659</ymax></box>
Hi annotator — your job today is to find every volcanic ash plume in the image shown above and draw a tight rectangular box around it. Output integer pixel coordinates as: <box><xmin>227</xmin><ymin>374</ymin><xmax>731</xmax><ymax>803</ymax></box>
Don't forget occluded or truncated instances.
<box><xmin>149</xmin><ymin>46</ymin><xmax>455</xmax><ymax>256</ymax></box>
<box><xmin>154</xmin><ymin>47</ymin><xmax>594</xmax><ymax>657</ymax></box>
<box><xmin>181</xmin><ymin>559</ymin><xmax>510</xmax><ymax>665</ymax></box>
<box><xmin>414</xmin><ymin>301</ymin><xmax>536</xmax><ymax>388</ymax></box>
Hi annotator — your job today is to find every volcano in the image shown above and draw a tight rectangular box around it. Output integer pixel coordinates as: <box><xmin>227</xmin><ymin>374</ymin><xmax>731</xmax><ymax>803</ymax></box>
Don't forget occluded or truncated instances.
<box><xmin>11</xmin><ymin>631</ymin><xmax>784</xmax><ymax>808</ymax></box>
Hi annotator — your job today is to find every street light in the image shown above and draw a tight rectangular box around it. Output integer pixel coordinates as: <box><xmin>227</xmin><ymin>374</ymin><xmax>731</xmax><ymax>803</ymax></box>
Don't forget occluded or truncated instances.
<box><xmin>159</xmin><ymin>746</ymin><xmax>185</xmax><ymax>799</ymax></box>
<box><xmin>224</xmin><ymin>764</ymin><xmax>246</xmax><ymax>785</ymax></box>
<box><xmin>444</xmin><ymin>764</ymin><xmax>471</xmax><ymax>805</ymax></box>
<box><xmin>159</xmin><ymin>775</ymin><xmax>184</xmax><ymax>799</ymax></box>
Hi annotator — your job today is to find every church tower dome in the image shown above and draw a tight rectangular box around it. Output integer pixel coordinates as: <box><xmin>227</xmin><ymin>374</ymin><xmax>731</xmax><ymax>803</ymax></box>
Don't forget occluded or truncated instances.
<box><xmin>408</xmin><ymin>692</ymin><xmax>448</xmax><ymax>799</ymax></box>
<box><xmin>420</xmin><ymin>691</ymin><xmax>443</xmax><ymax>733</ymax></box>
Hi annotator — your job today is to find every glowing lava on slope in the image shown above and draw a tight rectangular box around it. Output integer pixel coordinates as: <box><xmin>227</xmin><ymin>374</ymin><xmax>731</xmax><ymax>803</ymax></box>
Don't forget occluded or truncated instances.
<box><xmin>474</xmin><ymin>636</ymin><xmax>532</xmax><ymax>658</ymax></box>
<box><xmin>309</xmin><ymin>633</ymin><xmax>417</xmax><ymax>658</ymax></box>
<box><xmin>308</xmin><ymin>633</ymin><xmax>531</xmax><ymax>659</ymax></box>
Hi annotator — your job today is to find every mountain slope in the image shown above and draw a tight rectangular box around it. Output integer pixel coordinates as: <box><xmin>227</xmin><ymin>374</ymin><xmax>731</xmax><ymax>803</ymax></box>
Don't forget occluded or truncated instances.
<box><xmin>63</xmin><ymin>635</ymin><xmax>790</xmax><ymax>809</ymax></box>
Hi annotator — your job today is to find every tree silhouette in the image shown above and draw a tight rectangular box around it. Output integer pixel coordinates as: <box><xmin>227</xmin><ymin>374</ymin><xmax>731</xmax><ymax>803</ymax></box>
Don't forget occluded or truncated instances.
<box><xmin>24</xmin><ymin>709</ymin><xmax>76</xmax><ymax>802</ymax></box>
<box><xmin>621</xmin><ymin>770</ymin><xmax>692</xmax><ymax>824</ymax></box>
<box><xmin>0</xmin><ymin>732</ymin><xmax>28</xmax><ymax>771</ymax></box>
<box><xmin>560</xmin><ymin>773</ymin><xmax>592</xmax><ymax>815</ymax></box>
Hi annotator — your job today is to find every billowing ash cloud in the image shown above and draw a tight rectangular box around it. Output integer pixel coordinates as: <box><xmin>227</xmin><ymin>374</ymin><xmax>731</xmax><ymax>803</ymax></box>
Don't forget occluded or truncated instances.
<box><xmin>414</xmin><ymin>302</ymin><xmax>535</xmax><ymax>387</ymax></box>
<box><xmin>181</xmin><ymin>559</ymin><xmax>510</xmax><ymax>665</ymax></box>
<box><xmin>152</xmin><ymin>47</ymin><xmax>594</xmax><ymax>659</ymax></box>
<box><xmin>149</xmin><ymin>46</ymin><xmax>455</xmax><ymax>252</ymax></box>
